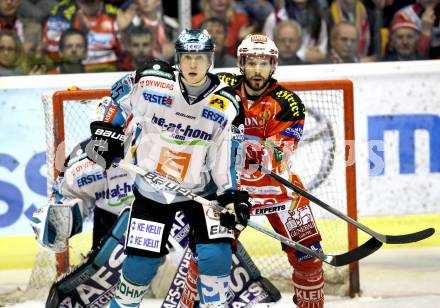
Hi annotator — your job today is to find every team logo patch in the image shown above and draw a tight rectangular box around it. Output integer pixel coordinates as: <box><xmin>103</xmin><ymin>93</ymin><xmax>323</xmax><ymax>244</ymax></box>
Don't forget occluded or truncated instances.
<box><xmin>127</xmin><ymin>218</ymin><xmax>164</xmax><ymax>253</ymax></box>
<box><xmin>281</xmin><ymin>123</ymin><xmax>304</xmax><ymax>142</ymax></box>
<box><xmin>143</xmin><ymin>90</ymin><xmax>173</xmax><ymax>108</ymax></box>
<box><xmin>139</xmin><ymin>79</ymin><xmax>174</xmax><ymax>91</ymax></box>
<box><xmin>201</xmin><ymin>107</ymin><xmax>227</xmax><ymax>126</ymax></box>
<box><xmin>151</xmin><ymin>114</ymin><xmax>213</xmax><ymax>146</ymax></box>
<box><xmin>208</xmin><ymin>95</ymin><xmax>229</xmax><ymax>111</ymax></box>
<box><xmin>156</xmin><ymin>147</ymin><xmax>191</xmax><ymax>182</ymax></box>
<box><xmin>275</xmin><ymin>90</ymin><xmax>302</xmax><ymax>117</ymax></box>
<box><xmin>104</xmin><ymin>103</ymin><xmax>119</xmax><ymax>123</ymax></box>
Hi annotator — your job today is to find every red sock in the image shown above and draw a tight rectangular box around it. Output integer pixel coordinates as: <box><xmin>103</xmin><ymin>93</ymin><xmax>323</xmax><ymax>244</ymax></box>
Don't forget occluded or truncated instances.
<box><xmin>289</xmin><ymin>253</ymin><xmax>324</xmax><ymax>308</ymax></box>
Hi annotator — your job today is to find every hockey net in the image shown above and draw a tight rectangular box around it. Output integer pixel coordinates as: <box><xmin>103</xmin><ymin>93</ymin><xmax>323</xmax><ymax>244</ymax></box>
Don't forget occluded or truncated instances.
<box><xmin>3</xmin><ymin>80</ymin><xmax>357</xmax><ymax>303</ymax></box>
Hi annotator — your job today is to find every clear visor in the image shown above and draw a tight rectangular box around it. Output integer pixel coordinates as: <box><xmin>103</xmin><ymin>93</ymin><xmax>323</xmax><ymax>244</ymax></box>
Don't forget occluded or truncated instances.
<box><xmin>240</xmin><ymin>54</ymin><xmax>277</xmax><ymax>71</ymax></box>
<box><xmin>175</xmin><ymin>52</ymin><xmax>215</xmax><ymax>70</ymax></box>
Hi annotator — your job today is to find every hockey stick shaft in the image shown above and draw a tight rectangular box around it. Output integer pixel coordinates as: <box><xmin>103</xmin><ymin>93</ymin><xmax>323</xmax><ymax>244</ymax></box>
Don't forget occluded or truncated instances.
<box><xmin>118</xmin><ymin>160</ymin><xmax>381</xmax><ymax>266</ymax></box>
<box><xmin>257</xmin><ymin>165</ymin><xmax>435</xmax><ymax>244</ymax></box>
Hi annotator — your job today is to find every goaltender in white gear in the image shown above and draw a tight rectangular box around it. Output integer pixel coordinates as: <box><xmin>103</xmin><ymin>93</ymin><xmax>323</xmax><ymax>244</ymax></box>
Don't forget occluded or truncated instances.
<box><xmin>31</xmin><ymin>138</ymin><xmax>135</xmax><ymax>253</ymax></box>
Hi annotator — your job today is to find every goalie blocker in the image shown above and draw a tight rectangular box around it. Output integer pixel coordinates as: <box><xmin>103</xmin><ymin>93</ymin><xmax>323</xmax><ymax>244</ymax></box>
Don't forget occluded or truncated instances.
<box><xmin>87</xmin><ymin>121</ymin><xmax>125</xmax><ymax>169</ymax></box>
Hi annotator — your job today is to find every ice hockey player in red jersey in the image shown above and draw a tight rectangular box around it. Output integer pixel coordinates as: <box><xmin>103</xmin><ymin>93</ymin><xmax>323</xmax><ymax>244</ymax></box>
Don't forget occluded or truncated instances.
<box><xmin>181</xmin><ymin>34</ymin><xmax>325</xmax><ymax>308</ymax></box>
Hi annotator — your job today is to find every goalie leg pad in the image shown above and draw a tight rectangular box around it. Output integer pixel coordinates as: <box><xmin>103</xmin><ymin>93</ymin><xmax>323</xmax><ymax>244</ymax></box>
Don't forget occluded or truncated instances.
<box><xmin>197</xmin><ymin>274</ymin><xmax>230</xmax><ymax>308</ymax></box>
<box><xmin>196</xmin><ymin>242</ymin><xmax>232</xmax><ymax>307</ymax></box>
<box><xmin>288</xmin><ymin>249</ymin><xmax>324</xmax><ymax>308</ymax></box>
<box><xmin>111</xmin><ymin>255</ymin><xmax>161</xmax><ymax>307</ymax></box>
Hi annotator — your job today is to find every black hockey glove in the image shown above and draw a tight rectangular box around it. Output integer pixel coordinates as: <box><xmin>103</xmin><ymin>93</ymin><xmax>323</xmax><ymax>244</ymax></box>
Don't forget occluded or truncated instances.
<box><xmin>216</xmin><ymin>191</ymin><xmax>252</xmax><ymax>232</ymax></box>
<box><xmin>87</xmin><ymin>121</ymin><xmax>125</xmax><ymax>169</ymax></box>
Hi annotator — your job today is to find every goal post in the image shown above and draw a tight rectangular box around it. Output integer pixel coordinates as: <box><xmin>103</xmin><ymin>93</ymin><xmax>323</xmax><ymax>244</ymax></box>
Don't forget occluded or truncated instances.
<box><xmin>49</xmin><ymin>89</ymin><xmax>111</xmax><ymax>275</ymax></box>
<box><xmin>281</xmin><ymin>80</ymin><xmax>359</xmax><ymax>296</ymax></box>
<box><xmin>1</xmin><ymin>79</ymin><xmax>357</xmax><ymax>305</ymax></box>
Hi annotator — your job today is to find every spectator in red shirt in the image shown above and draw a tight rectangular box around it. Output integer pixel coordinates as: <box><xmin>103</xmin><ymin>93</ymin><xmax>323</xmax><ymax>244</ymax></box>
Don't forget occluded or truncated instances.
<box><xmin>44</xmin><ymin>0</ymin><xmax>120</xmax><ymax>72</ymax></box>
<box><xmin>192</xmin><ymin>0</ymin><xmax>252</xmax><ymax>56</ymax></box>
<box><xmin>118</xmin><ymin>26</ymin><xmax>154</xmax><ymax>71</ymax></box>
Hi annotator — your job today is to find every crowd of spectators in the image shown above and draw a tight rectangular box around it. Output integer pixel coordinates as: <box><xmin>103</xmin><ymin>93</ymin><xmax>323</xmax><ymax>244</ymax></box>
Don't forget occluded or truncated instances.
<box><xmin>0</xmin><ymin>0</ymin><xmax>438</xmax><ymax>76</ymax></box>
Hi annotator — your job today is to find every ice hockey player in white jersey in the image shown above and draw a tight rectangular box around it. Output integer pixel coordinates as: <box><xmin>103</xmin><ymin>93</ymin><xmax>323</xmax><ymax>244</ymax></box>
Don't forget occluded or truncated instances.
<box><xmin>31</xmin><ymin>136</ymin><xmax>134</xmax><ymax>253</ymax></box>
<box><xmin>86</xmin><ymin>29</ymin><xmax>252</xmax><ymax>308</ymax></box>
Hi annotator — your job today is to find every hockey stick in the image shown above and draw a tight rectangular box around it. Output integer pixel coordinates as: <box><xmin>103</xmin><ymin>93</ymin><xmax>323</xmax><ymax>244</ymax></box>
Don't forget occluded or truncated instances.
<box><xmin>257</xmin><ymin>165</ymin><xmax>435</xmax><ymax>244</ymax></box>
<box><xmin>118</xmin><ymin>160</ymin><xmax>382</xmax><ymax>267</ymax></box>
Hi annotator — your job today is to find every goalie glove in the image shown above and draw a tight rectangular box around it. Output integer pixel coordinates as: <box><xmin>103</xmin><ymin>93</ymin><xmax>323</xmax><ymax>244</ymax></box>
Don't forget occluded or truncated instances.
<box><xmin>87</xmin><ymin>121</ymin><xmax>125</xmax><ymax>169</ymax></box>
<box><xmin>30</xmin><ymin>199</ymin><xmax>84</xmax><ymax>252</ymax></box>
<box><xmin>216</xmin><ymin>191</ymin><xmax>252</xmax><ymax>232</ymax></box>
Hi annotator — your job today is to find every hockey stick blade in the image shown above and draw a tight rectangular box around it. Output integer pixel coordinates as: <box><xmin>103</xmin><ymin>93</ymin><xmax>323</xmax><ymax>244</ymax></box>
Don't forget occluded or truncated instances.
<box><xmin>257</xmin><ymin>165</ymin><xmax>436</xmax><ymax>244</ymax></box>
<box><xmin>382</xmin><ymin>228</ymin><xmax>435</xmax><ymax>244</ymax></box>
<box><xmin>249</xmin><ymin>221</ymin><xmax>382</xmax><ymax>266</ymax></box>
<box><xmin>118</xmin><ymin>160</ymin><xmax>381</xmax><ymax>266</ymax></box>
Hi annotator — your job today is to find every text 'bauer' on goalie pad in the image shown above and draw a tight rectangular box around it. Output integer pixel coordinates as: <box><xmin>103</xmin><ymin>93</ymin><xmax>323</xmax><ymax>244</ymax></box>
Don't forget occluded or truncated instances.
<box><xmin>162</xmin><ymin>242</ymin><xmax>281</xmax><ymax>308</ymax></box>
<box><xmin>45</xmin><ymin>208</ymin><xmax>191</xmax><ymax>308</ymax></box>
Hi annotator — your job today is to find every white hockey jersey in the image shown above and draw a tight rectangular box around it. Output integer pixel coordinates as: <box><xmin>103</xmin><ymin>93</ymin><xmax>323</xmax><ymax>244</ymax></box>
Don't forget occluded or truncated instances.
<box><xmin>99</xmin><ymin>61</ymin><xmax>240</xmax><ymax>203</ymax></box>
<box><xmin>51</xmin><ymin>140</ymin><xmax>135</xmax><ymax>217</ymax></box>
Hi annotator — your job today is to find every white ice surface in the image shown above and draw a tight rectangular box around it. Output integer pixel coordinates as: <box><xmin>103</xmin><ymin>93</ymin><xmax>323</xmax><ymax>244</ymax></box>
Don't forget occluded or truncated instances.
<box><xmin>2</xmin><ymin>247</ymin><xmax>439</xmax><ymax>307</ymax></box>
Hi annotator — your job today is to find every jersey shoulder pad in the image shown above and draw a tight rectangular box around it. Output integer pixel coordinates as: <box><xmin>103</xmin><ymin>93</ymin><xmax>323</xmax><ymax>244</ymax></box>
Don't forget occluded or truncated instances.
<box><xmin>214</xmin><ymin>86</ymin><xmax>241</xmax><ymax>113</ymax></box>
<box><xmin>64</xmin><ymin>139</ymin><xmax>91</xmax><ymax>170</ymax></box>
<box><xmin>271</xmin><ymin>86</ymin><xmax>305</xmax><ymax>122</ymax></box>
<box><xmin>217</xmin><ymin>72</ymin><xmax>242</xmax><ymax>89</ymax></box>
<box><xmin>135</xmin><ymin>59</ymin><xmax>176</xmax><ymax>82</ymax></box>
<box><xmin>60</xmin><ymin>140</ymin><xmax>90</xmax><ymax>177</ymax></box>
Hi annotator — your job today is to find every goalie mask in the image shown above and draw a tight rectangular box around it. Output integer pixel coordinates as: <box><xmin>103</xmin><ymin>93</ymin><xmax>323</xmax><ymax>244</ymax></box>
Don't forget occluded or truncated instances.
<box><xmin>237</xmin><ymin>34</ymin><xmax>279</xmax><ymax>76</ymax></box>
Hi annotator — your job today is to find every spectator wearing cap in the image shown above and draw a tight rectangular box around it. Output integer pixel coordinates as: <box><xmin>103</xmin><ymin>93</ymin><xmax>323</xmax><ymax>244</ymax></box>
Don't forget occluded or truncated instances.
<box><xmin>273</xmin><ymin>20</ymin><xmax>304</xmax><ymax>65</ymax></box>
<box><xmin>391</xmin><ymin>0</ymin><xmax>440</xmax><ymax>59</ymax></box>
<box><xmin>201</xmin><ymin>17</ymin><xmax>236</xmax><ymax>68</ymax></box>
<box><xmin>382</xmin><ymin>19</ymin><xmax>427</xmax><ymax>61</ymax></box>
